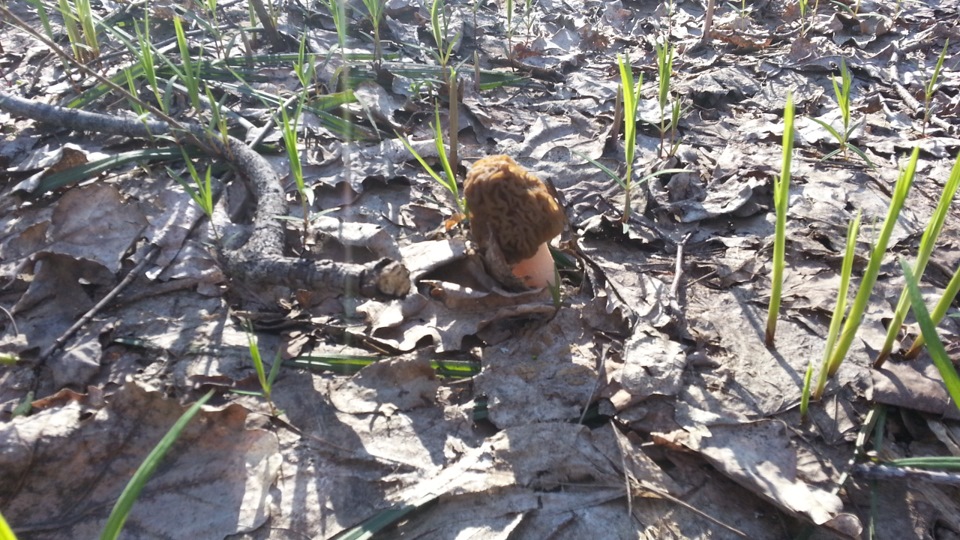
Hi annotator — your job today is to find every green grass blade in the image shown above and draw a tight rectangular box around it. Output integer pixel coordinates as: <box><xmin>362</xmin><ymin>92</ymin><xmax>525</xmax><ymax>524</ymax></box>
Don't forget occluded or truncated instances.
<box><xmin>99</xmin><ymin>390</ymin><xmax>215</xmax><ymax>540</ymax></box>
<box><xmin>877</xmin><ymin>150</ymin><xmax>960</xmax><ymax>366</ymax></box>
<box><xmin>0</xmin><ymin>509</ymin><xmax>17</xmax><ymax>540</ymax></box>
<box><xmin>245</xmin><ymin>325</ymin><xmax>270</xmax><ymax>397</ymax></box>
<box><xmin>765</xmin><ymin>91</ymin><xmax>795</xmax><ymax>347</ymax></box>
<box><xmin>574</xmin><ymin>151</ymin><xmax>626</xmax><ymax>189</ymax></box>
<box><xmin>19</xmin><ymin>147</ymin><xmax>197</xmax><ymax>197</ymax></box>
<box><xmin>173</xmin><ymin>16</ymin><xmax>200</xmax><ymax>111</ymax></box>
<box><xmin>397</xmin><ymin>129</ymin><xmax>460</xmax><ymax>211</ymax></box>
<box><xmin>617</xmin><ymin>53</ymin><xmax>641</xmax><ymax>223</ymax></box>
<box><xmin>887</xmin><ymin>456</ymin><xmax>960</xmax><ymax>470</ymax></box>
<box><xmin>925</xmin><ymin>40</ymin><xmax>950</xmax><ymax>99</ymax></box>
<box><xmin>899</xmin><ymin>259</ymin><xmax>960</xmax><ymax>414</ymax></box>
<box><xmin>905</xmin><ymin>261</ymin><xmax>960</xmax><ymax>358</ymax></box>
<box><xmin>433</xmin><ymin>104</ymin><xmax>462</xmax><ymax>212</ymax></box>
<box><xmin>800</xmin><ymin>362</ymin><xmax>815</xmax><ymax>417</ymax></box>
<box><xmin>336</xmin><ymin>504</ymin><xmax>420</xmax><ymax>540</ymax></box>
<box><xmin>809</xmin><ymin>117</ymin><xmax>845</xmax><ymax>146</ymax></box>
<box><xmin>847</xmin><ymin>144</ymin><xmax>876</xmax><ymax>168</ymax></box>
<box><xmin>835</xmin><ymin>58</ymin><xmax>851</xmax><ymax>129</ymax></box>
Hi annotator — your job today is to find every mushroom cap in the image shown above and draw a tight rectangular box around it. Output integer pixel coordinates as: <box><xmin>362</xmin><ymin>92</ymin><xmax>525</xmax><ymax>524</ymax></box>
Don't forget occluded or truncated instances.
<box><xmin>464</xmin><ymin>155</ymin><xmax>565</xmax><ymax>265</ymax></box>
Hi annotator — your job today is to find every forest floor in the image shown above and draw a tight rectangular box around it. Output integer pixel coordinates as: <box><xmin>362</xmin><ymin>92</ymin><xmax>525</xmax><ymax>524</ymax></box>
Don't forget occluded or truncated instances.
<box><xmin>2</xmin><ymin>0</ymin><xmax>960</xmax><ymax>538</ymax></box>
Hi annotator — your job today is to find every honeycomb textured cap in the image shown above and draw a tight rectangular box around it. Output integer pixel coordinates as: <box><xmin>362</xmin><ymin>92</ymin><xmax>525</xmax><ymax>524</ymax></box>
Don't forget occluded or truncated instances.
<box><xmin>464</xmin><ymin>155</ymin><xmax>565</xmax><ymax>265</ymax></box>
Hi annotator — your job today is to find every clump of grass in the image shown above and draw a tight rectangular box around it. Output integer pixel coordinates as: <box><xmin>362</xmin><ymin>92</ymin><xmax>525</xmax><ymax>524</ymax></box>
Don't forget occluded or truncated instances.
<box><xmin>277</xmin><ymin>103</ymin><xmax>310</xmax><ymax>241</ymax></box>
<box><xmin>132</xmin><ymin>11</ymin><xmax>165</xmax><ymax>110</ymax></box>
<box><xmin>398</xmin><ymin>103</ymin><xmax>465</xmax><ymax>214</ymax></box>
<box><xmin>57</xmin><ymin>0</ymin><xmax>100</xmax><ymax>62</ymax></box>
<box><xmin>801</xmin><ymin>210</ymin><xmax>860</xmax><ymax>417</ymax></box>
<box><xmin>576</xmin><ymin>55</ymin><xmax>685</xmax><ymax>231</ymax></box>
<box><xmin>522</xmin><ymin>0</ymin><xmax>536</xmax><ymax>39</ymax></box>
<box><xmin>922</xmin><ymin>39</ymin><xmax>949</xmax><ymax>136</ymax></box>
<box><xmin>431</xmin><ymin>0</ymin><xmax>460</xmax><ymax>78</ymax></box>
<box><xmin>765</xmin><ymin>91</ymin><xmax>795</xmax><ymax>347</ymax></box>
<box><xmin>274</xmin><ymin>33</ymin><xmax>318</xmax><ymax>243</ymax></box>
<box><xmin>173</xmin><ymin>15</ymin><xmax>202</xmax><ymax>112</ymax></box>
<box><xmin>655</xmin><ymin>40</ymin><xmax>682</xmax><ymax>158</ymax></box>
<box><xmin>168</xmin><ymin>151</ymin><xmax>220</xmax><ymax>241</ymax></box>
<box><xmin>811</xmin><ymin>148</ymin><xmax>919</xmax><ymax>401</ymax></box>
<box><xmin>810</xmin><ymin>58</ymin><xmax>875</xmax><ymax>167</ymax></box>
<box><xmin>241</xmin><ymin>324</ymin><xmax>283</xmax><ymax>411</ymax></box>
<box><xmin>360</xmin><ymin>0</ymin><xmax>386</xmax><ymax>66</ymax></box>
<box><xmin>875</xmin><ymin>150</ymin><xmax>960</xmax><ymax>366</ymax></box>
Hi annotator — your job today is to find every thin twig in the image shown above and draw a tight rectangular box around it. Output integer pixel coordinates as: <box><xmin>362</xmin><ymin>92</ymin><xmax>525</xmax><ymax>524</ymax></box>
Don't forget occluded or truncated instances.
<box><xmin>670</xmin><ymin>233</ymin><xmax>692</xmax><ymax>299</ymax></box>
<box><xmin>852</xmin><ymin>463</ymin><xmax>960</xmax><ymax>487</ymax></box>
<box><xmin>578</xmin><ymin>346</ymin><xmax>608</xmax><ymax>426</ymax></box>
<box><xmin>0</xmin><ymin>305</ymin><xmax>18</xmax><ymax>335</ymax></box>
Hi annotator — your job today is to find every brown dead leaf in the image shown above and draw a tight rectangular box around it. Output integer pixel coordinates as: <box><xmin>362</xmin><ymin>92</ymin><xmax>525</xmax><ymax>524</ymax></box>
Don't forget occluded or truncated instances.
<box><xmin>329</xmin><ymin>354</ymin><xmax>439</xmax><ymax>415</ymax></box>
<box><xmin>870</xmin><ymin>356</ymin><xmax>960</xmax><ymax>420</ymax></box>
<box><xmin>619</xmin><ymin>322</ymin><xmax>687</xmax><ymax>401</ymax></box>
<box><xmin>8</xmin><ymin>143</ymin><xmax>99</xmax><ymax>194</ymax></box>
<box><xmin>662</xmin><ymin>412</ymin><xmax>856</xmax><ymax>530</ymax></box>
<box><xmin>0</xmin><ymin>381</ymin><xmax>280</xmax><ymax>538</ymax></box>
<box><xmin>45</xmin><ymin>183</ymin><xmax>148</xmax><ymax>272</ymax></box>
<box><xmin>476</xmin><ymin>306</ymin><xmax>597</xmax><ymax>429</ymax></box>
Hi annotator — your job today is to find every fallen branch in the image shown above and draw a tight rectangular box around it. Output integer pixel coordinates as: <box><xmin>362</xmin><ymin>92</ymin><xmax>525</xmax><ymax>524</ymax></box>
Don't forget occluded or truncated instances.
<box><xmin>0</xmin><ymin>91</ymin><xmax>410</xmax><ymax>298</ymax></box>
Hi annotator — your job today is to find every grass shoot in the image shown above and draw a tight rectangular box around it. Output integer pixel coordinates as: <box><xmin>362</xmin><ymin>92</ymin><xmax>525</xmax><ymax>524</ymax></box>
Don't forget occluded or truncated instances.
<box><xmin>655</xmin><ymin>40</ymin><xmax>681</xmax><ymax>158</ymax></box>
<box><xmin>431</xmin><ymin>0</ymin><xmax>460</xmax><ymax>76</ymax></box>
<box><xmin>325</xmin><ymin>0</ymin><xmax>348</xmax><ymax>51</ymax></box>
<box><xmin>243</xmin><ymin>325</ymin><xmax>283</xmax><ymax>410</ymax></box>
<box><xmin>360</xmin><ymin>0</ymin><xmax>386</xmax><ymax>66</ymax></box>
<box><xmin>922</xmin><ymin>39</ymin><xmax>949</xmax><ymax>136</ymax></box>
<box><xmin>173</xmin><ymin>16</ymin><xmax>202</xmax><ymax>112</ymax></box>
<box><xmin>803</xmin><ymin>210</ymin><xmax>860</xmax><ymax>416</ymax></box>
<box><xmin>810</xmin><ymin>58</ymin><xmax>875</xmax><ymax>167</ymax></box>
<box><xmin>277</xmin><ymin>101</ymin><xmax>311</xmax><ymax>242</ymax></box>
<box><xmin>618</xmin><ymin>53</ymin><xmax>642</xmax><ymax>226</ymax></box>
<box><xmin>100</xmin><ymin>390</ymin><xmax>215</xmax><ymax>540</ymax></box>
<box><xmin>765</xmin><ymin>91</ymin><xmax>795</xmax><ymax>347</ymax></box>
<box><xmin>398</xmin><ymin>103</ymin><xmax>465</xmax><ymax>214</ymax></box>
<box><xmin>814</xmin><ymin>147</ymin><xmax>919</xmax><ymax>399</ymax></box>
<box><xmin>169</xmin><ymin>152</ymin><xmax>220</xmax><ymax>241</ymax></box>
<box><xmin>58</xmin><ymin>0</ymin><xmax>100</xmax><ymax>62</ymax></box>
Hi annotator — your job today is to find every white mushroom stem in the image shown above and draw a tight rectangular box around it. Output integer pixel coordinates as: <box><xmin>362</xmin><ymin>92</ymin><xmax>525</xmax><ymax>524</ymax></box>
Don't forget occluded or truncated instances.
<box><xmin>511</xmin><ymin>242</ymin><xmax>557</xmax><ymax>289</ymax></box>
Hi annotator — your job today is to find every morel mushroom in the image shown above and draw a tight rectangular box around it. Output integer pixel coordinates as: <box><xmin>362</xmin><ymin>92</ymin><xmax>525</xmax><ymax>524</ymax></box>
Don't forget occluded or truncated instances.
<box><xmin>464</xmin><ymin>155</ymin><xmax>565</xmax><ymax>288</ymax></box>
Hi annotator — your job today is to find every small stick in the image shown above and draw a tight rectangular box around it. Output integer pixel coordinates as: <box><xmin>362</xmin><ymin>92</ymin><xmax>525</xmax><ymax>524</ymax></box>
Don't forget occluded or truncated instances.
<box><xmin>852</xmin><ymin>463</ymin><xmax>960</xmax><ymax>487</ymax></box>
<box><xmin>670</xmin><ymin>233</ymin><xmax>692</xmax><ymax>299</ymax></box>
<box><xmin>700</xmin><ymin>0</ymin><xmax>716</xmax><ymax>46</ymax></box>
<box><xmin>0</xmin><ymin>305</ymin><xmax>18</xmax><ymax>336</ymax></box>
